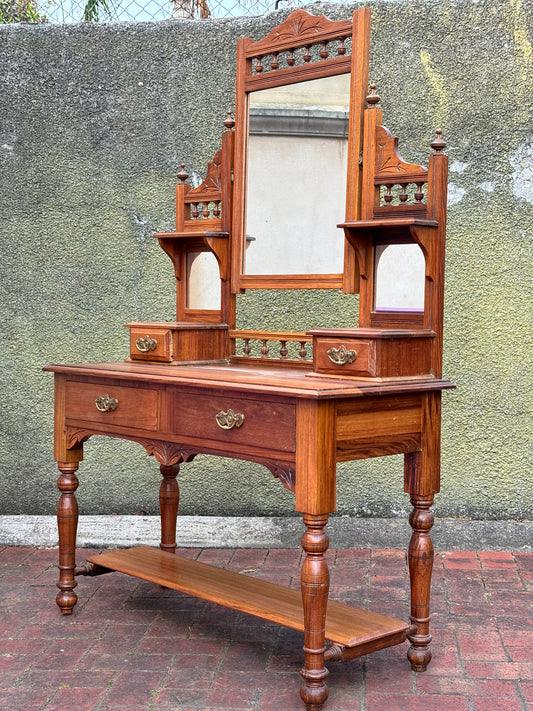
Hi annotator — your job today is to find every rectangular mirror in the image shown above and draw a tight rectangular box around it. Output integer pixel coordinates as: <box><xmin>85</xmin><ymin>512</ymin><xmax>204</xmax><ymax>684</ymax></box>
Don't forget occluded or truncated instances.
<box><xmin>244</xmin><ymin>75</ymin><xmax>350</xmax><ymax>279</ymax></box>
<box><xmin>231</xmin><ymin>9</ymin><xmax>370</xmax><ymax>293</ymax></box>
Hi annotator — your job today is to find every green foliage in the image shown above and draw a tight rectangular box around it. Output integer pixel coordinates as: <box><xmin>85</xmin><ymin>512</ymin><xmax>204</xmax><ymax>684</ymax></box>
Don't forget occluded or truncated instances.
<box><xmin>83</xmin><ymin>0</ymin><xmax>111</xmax><ymax>21</ymax></box>
<box><xmin>0</xmin><ymin>0</ymin><xmax>47</xmax><ymax>22</ymax></box>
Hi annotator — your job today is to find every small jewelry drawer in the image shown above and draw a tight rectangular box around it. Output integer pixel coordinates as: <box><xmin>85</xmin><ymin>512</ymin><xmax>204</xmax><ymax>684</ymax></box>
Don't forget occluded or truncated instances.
<box><xmin>65</xmin><ymin>381</ymin><xmax>158</xmax><ymax>431</ymax></box>
<box><xmin>129</xmin><ymin>327</ymin><xmax>173</xmax><ymax>362</ymax></box>
<box><xmin>314</xmin><ymin>338</ymin><xmax>376</xmax><ymax>377</ymax></box>
<box><xmin>172</xmin><ymin>393</ymin><xmax>296</xmax><ymax>452</ymax></box>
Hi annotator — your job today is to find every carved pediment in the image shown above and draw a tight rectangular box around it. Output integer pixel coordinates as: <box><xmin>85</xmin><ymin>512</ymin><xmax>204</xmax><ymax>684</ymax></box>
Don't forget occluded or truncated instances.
<box><xmin>248</xmin><ymin>10</ymin><xmax>352</xmax><ymax>55</ymax></box>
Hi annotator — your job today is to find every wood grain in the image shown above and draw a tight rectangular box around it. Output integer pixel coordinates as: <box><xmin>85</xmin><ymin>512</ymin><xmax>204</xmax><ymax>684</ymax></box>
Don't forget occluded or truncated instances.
<box><xmin>87</xmin><ymin>546</ymin><xmax>409</xmax><ymax>649</ymax></box>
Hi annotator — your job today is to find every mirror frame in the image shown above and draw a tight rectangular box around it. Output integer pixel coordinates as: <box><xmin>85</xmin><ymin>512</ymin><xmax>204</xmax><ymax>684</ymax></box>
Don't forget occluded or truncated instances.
<box><xmin>231</xmin><ymin>9</ymin><xmax>370</xmax><ymax>293</ymax></box>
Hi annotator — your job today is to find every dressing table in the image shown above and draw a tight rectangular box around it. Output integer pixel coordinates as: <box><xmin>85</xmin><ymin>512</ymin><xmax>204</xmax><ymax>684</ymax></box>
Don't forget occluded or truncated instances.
<box><xmin>44</xmin><ymin>10</ymin><xmax>453</xmax><ymax>709</ymax></box>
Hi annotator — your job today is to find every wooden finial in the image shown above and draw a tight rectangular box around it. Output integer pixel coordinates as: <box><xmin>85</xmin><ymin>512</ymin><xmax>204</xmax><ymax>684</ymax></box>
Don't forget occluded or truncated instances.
<box><xmin>223</xmin><ymin>111</ymin><xmax>235</xmax><ymax>131</ymax></box>
<box><xmin>431</xmin><ymin>129</ymin><xmax>446</xmax><ymax>153</ymax></box>
<box><xmin>366</xmin><ymin>84</ymin><xmax>380</xmax><ymax>106</ymax></box>
<box><xmin>177</xmin><ymin>164</ymin><xmax>189</xmax><ymax>183</ymax></box>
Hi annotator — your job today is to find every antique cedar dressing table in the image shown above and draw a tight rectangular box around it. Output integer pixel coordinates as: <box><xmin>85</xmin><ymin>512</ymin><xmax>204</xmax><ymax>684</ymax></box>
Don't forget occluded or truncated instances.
<box><xmin>45</xmin><ymin>10</ymin><xmax>453</xmax><ymax>710</ymax></box>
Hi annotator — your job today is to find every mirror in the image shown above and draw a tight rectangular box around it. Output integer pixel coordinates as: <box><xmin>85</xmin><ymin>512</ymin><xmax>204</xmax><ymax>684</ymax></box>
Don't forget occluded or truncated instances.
<box><xmin>186</xmin><ymin>252</ymin><xmax>221</xmax><ymax>311</ymax></box>
<box><xmin>243</xmin><ymin>74</ymin><xmax>351</xmax><ymax>280</ymax></box>
<box><xmin>374</xmin><ymin>243</ymin><xmax>425</xmax><ymax>312</ymax></box>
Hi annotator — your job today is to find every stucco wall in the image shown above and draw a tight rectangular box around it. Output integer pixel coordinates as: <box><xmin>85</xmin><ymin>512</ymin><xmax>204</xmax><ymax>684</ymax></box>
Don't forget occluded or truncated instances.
<box><xmin>0</xmin><ymin>0</ymin><xmax>531</xmax><ymax>520</ymax></box>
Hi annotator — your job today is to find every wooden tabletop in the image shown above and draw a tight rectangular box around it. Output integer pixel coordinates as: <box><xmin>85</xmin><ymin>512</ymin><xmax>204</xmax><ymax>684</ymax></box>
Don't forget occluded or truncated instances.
<box><xmin>44</xmin><ymin>361</ymin><xmax>454</xmax><ymax>401</ymax></box>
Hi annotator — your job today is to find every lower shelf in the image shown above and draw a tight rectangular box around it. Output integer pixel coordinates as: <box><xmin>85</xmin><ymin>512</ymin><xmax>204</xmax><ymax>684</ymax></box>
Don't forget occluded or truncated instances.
<box><xmin>87</xmin><ymin>546</ymin><xmax>409</xmax><ymax>652</ymax></box>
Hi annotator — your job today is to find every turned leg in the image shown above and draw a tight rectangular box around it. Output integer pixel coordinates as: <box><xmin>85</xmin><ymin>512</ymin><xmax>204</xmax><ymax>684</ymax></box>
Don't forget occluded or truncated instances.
<box><xmin>159</xmin><ymin>463</ymin><xmax>180</xmax><ymax>554</ymax></box>
<box><xmin>56</xmin><ymin>462</ymin><xmax>80</xmax><ymax>614</ymax></box>
<box><xmin>300</xmin><ymin>513</ymin><xmax>330</xmax><ymax>711</ymax></box>
<box><xmin>407</xmin><ymin>494</ymin><xmax>435</xmax><ymax>671</ymax></box>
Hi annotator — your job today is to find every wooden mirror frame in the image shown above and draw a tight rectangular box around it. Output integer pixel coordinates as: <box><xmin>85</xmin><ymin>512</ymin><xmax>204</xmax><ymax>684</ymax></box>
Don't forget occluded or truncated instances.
<box><xmin>231</xmin><ymin>9</ymin><xmax>370</xmax><ymax>294</ymax></box>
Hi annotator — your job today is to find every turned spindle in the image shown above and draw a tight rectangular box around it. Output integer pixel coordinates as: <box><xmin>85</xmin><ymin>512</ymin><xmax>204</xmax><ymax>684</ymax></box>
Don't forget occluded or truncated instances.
<box><xmin>56</xmin><ymin>462</ymin><xmax>80</xmax><ymax>614</ymax></box>
<box><xmin>300</xmin><ymin>514</ymin><xmax>330</xmax><ymax>711</ymax></box>
<box><xmin>159</xmin><ymin>463</ymin><xmax>180</xmax><ymax>554</ymax></box>
<box><xmin>407</xmin><ymin>494</ymin><xmax>435</xmax><ymax>671</ymax></box>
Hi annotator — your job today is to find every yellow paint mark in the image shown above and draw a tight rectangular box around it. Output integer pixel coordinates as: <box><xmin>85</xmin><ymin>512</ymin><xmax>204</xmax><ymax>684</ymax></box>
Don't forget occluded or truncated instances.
<box><xmin>509</xmin><ymin>0</ymin><xmax>533</xmax><ymax>101</ymax></box>
<box><xmin>420</xmin><ymin>49</ymin><xmax>448</xmax><ymax>131</ymax></box>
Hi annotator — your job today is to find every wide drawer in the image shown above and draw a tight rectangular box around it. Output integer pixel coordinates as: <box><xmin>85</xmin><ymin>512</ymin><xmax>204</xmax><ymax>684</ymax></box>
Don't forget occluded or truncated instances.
<box><xmin>129</xmin><ymin>327</ymin><xmax>173</xmax><ymax>362</ymax></box>
<box><xmin>314</xmin><ymin>338</ymin><xmax>376</xmax><ymax>377</ymax></box>
<box><xmin>172</xmin><ymin>392</ymin><xmax>295</xmax><ymax>452</ymax></box>
<box><xmin>65</xmin><ymin>381</ymin><xmax>158</xmax><ymax>431</ymax></box>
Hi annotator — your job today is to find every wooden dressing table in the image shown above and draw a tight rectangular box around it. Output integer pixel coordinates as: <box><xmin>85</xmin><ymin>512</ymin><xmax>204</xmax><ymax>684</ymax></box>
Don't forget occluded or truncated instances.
<box><xmin>45</xmin><ymin>10</ymin><xmax>453</xmax><ymax>710</ymax></box>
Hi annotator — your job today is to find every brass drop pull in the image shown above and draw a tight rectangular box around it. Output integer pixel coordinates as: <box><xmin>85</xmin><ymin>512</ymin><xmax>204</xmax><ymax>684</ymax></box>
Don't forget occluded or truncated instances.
<box><xmin>95</xmin><ymin>394</ymin><xmax>118</xmax><ymax>412</ymax></box>
<box><xmin>136</xmin><ymin>335</ymin><xmax>158</xmax><ymax>352</ymax></box>
<box><xmin>327</xmin><ymin>345</ymin><xmax>357</xmax><ymax>365</ymax></box>
<box><xmin>215</xmin><ymin>408</ymin><xmax>245</xmax><ymax>430</ymax></box>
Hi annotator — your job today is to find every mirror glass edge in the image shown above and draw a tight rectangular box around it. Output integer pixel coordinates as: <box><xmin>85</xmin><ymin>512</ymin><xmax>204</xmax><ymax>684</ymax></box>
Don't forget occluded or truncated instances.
<box><xmin>239</xmin><ymin>66</ymin><xmax>353</xmax><ymax>289</ymax></box>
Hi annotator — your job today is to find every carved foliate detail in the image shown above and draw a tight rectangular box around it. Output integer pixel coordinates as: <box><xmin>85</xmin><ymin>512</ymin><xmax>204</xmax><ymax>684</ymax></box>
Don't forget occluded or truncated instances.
<box><xmin>66</xmin><ymin>427</ymin><xmax>93</xmax><ymax>449</ymax></box>
<box><xmin>375</xmin><ymin>125</ymin><xmax>427</xmax><ymax>177</ymax></box>
<box><xmin>264</xmin><ymin>462</ymin><xmax>296</xmax><ymax>493</ymax></box>
<box><xmin>65</xmin><ymin>427</ymin><xmax>197</xmax><ymax>467</ymax></box>
<box><xmin>188</xmin><ymin>150</ymin><xmax>222</xmax><ymax>196</ymax></box>
<box><xmin>135</xmin><ymin>439</ymin><xmax>198</xmax><ymax>466</ymax></box>
<box><xmin>249</xmin><ymin>9</ymin><xmax>350</xmax><ymax>54</ymax></box>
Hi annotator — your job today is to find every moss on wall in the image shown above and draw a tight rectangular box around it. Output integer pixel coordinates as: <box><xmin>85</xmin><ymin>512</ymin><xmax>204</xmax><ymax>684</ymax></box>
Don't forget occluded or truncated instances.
<box><xmin>0</xmin><ymin>0</ymin><xmax>531</xmax><ymax>520</ymax></box>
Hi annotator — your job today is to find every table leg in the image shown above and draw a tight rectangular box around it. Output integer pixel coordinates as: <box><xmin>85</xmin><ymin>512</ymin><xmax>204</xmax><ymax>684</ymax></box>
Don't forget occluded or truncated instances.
<box><xmin>300</xmin><ymin>513</ymin><xmax>330</xmax><ymax>711</ymax></box>
<box><xmin>56</xmin><ymin>461</ymin><xmax>79</xmax><ymax>615</ymax></box>
<box><xmin>159</xmin><ymin>463</ymin><xmax>180</xmax><ymax>554</ymax></box>
<box><xmin>407</xmin><ymin>492</ymin><xmax>435</xmax><ymax>671</ymax></box>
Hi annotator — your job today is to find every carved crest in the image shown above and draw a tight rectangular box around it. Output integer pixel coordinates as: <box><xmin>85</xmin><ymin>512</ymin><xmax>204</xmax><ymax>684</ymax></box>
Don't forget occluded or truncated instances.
<box><xmin>248</xmin><ymin>10</ymin><xmax>352</xmax><ymax>55</ymax></box>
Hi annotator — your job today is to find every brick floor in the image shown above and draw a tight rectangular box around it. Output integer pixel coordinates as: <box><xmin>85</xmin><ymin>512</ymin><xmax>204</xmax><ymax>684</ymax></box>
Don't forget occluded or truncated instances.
<box><xmin>1</xmin><ymin>546</ymin><xmax>531</xmax><ymax>710</ymax></box>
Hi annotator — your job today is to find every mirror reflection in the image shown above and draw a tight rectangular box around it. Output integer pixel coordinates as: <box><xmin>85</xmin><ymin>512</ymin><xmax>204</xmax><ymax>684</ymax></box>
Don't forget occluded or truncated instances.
<box><xmin>187</xmin><ymin>252</ymin><xmax>221</xmax><ymax>310</ymax></box>
<box><xmin>374</xmin><ymin>243</ymin><xmax>425</xmax><ymax>312</ymax></box>
<box><xmin>244</xmin><ymin>74</ymin><xmax>350</xmax><ymax>277</ymax></box>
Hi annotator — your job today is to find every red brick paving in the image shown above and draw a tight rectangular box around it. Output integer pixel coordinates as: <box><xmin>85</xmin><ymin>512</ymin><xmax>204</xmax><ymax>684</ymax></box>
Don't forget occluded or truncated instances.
<box><xmin>1</xmin><ymin>546</ymin><xmax>532</xmax><ymax>710</ymax></box>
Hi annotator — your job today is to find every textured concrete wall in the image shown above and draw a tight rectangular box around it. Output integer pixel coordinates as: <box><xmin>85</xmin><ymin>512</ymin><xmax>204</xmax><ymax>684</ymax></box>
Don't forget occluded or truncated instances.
<box><xmin>1</xmin><ymin>0</ymin><xmax>531</xmax><ymax>521</ymax></box>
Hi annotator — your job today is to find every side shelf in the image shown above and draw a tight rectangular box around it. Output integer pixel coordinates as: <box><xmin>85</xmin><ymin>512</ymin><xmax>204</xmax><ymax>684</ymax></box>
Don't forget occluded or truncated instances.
<box><xmin>88</xmin><ymin>546</ymin><xmax>410</xmax><ymax>654</ymax></box>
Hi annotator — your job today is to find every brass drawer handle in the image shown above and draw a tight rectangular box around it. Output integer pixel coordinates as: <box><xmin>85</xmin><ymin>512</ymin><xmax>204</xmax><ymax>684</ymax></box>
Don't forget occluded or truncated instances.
<box><xmin>136</xmin><ymin>335</ymin><xmax>158</xmax><ymax>353</ymax></box>
<box><xmin>95</xmin><ymin>394</ymin><xmax>118</xmax><ymax>412</ymax></box>
<box><xmin>327</xmin><ymin>345</ymin><xmax>357</xmax><ymax>366</ymax></box>
<box><xmin>216</xmin><ymin>408</ymin><xmax>245</xmax><ymax>430</ymax></box>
